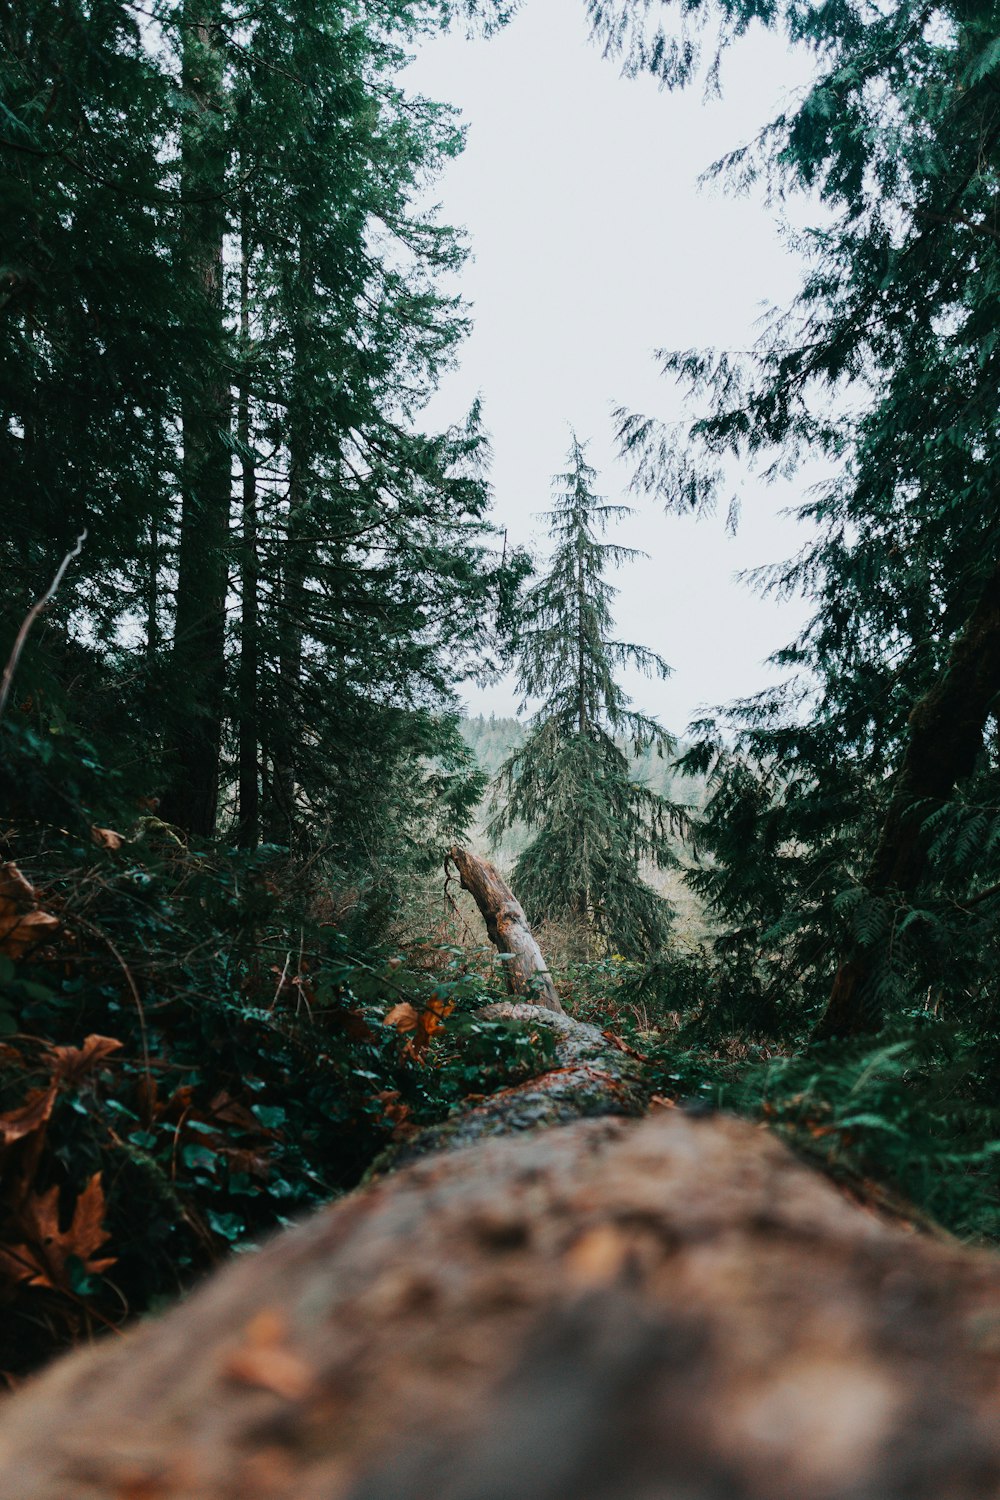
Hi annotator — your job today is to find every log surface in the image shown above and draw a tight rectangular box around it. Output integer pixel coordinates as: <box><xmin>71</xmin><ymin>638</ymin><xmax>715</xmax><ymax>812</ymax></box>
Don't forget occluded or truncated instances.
<box><xmin>381</xmin><ymin>1001</ymin><xmax>647</xmax><ymax>1168</ymax></box>
<box><xmin>2</xmin><ymin>1111</ymin><xmax>1000</xmax><ymax>1499</ymax></box>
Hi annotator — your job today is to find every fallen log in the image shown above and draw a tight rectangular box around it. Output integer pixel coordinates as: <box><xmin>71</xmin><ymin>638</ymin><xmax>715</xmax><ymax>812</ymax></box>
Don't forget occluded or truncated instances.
<box><xmin>447</xmin><ymin>845</ymin><xmax>563</xmax><ymax>1011</ymax></box>
<box><xmin>2</xmin><ymin>1108</ymin><xmax>1000</xmax><ymax>1499</ymax></box>
<box><xmin>382</xmin><ymin>1002</ymin><xmax>647</xmax><ymax>1168</ymax></box>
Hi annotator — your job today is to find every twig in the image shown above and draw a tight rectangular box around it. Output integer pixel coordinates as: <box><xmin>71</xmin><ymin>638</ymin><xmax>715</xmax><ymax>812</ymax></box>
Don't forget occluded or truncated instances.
<box><xmin>0</xmin><ymin>530</ymin><xmax>87</xmax><ymax>723</ymax></box>
<box><xmin>70</xmin><ymin>911</ymin><xmax>152</xmax><ymax>1095</ymax></box>
<box><xmin>271</xmin><ymin>950</ymin><xmax>292</xmax><ymax>1012</ymax></box>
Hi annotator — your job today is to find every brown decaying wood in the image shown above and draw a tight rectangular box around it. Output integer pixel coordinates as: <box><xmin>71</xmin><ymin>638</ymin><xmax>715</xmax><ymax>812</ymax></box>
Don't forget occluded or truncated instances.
<box><xmin>447</xmin><ymin>845</ymin><xmax>563</xmax><ymax>1012</ymax></box>
<box><xmin>816</xmin><ymin>554</ymin><xmax>1000</xmax><ymax>1039</ymax></box>
<box><xmin>1</xmin><ymin>1110</ymin><xmax>1000</xmax><ymax>1499</ymax></box>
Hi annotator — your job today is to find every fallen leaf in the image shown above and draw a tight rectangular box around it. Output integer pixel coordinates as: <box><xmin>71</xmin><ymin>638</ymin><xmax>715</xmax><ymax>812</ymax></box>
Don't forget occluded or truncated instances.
<box><xmin>90</xmin><ymin>826</ymin><xmax>124</xmax><ymax>852</ymax></box>
<box><xmin>385</xmin><ymin>995</ymin><xmax>455</xmax><ymax>1061</ymax></box>
<box><xmin>0</xmin><ymin>865</ymin><xmax>34</xmax><ymax>906</ymax></box>
<box><xmin>0</xmin><ymin>1084</ymin><xmax>56</xmax><ymax>1146</ymax></box>
<box><xmin>0</xmin><ymin>863</ymin><xmax>60</xmax><ymax>959</ymax></box>
<box><xmin>207</xmin><ymin>1089</ymin><xmax>264</xmax><ymax>1134</ymax></box>
<box><xmin>222</xmin><ymin>1309</ymin><xmax>313</xmax><ymax>1399</ymax></box>
<box><xmin>51</xmin><ymin>1034</ymin><xmax>122</xmax><ymax>1086</ymax></box>
<box><xmin>602</xmin><ymin>1029</ymin><xmax>649</xmax><ymax>1062</ymax></box>
<box><xmin>384</xmin><ymin>1002</ymin><xmax>419</xmax><ymax>1033</ymax></box>
<box><xmin>330</xmin><ymin>1006</ymin><xmax>375</xmax><ymax>1043</ymax></box>
<box><xmin>374</xmin><ymin>1089</ymin><xmax>415</xmax><ymax>1137</ymax></box>
<box><xmin>3</xmin><ymin>1172</ymin><xmax>115</xmax><ymax>1291</ymax></box>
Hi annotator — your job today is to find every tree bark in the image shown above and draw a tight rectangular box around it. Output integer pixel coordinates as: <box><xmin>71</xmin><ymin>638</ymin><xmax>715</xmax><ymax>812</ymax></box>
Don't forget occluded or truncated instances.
<box><xmin>160</xmin><ymin>0</ymin><xmax>231</xmax><ymax>838</ymax></box>
<box><xmin>448</xmin><ymin>845</ymin><xmax>564</xmax><ymax>1011</ymax></box>
<box><xmin>263</xmin><ymin>219</ymin><xmax>313</xmax><ymax>847</ymax></box>
<box><xmin>237</xmin><ymin>198</ymin><xmax>259</xmax><ymax>851</ymax></box>
<box><xmin>2</xmin><ymin>1109</ymin><xmax>1000</xmax><ymax>1499</ymax></box>
<box><xmin>815</xmin><ymin>554</ymin><xmax>1000</xmax><ymax>1039</ymax></box>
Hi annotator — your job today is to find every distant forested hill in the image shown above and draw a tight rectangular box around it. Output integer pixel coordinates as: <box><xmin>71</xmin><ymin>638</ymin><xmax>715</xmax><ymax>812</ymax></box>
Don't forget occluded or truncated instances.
<box><xmin>459</xmin><ymin>716</ymin><xmax>707</xmax><ymax>808</ymax></box>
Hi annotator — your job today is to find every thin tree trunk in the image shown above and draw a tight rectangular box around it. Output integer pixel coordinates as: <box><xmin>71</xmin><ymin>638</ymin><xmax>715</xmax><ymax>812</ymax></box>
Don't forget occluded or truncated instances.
<box><xmin>145</xmin><ymin>511</ymin><xmax>160</xmax><ymax>674</ymax></box>
<box><xmin>576</xmin><ymin>545</ymin><xmax>593</xmax><ymax>929</ymax></box>
<box><xmin>161</xmin><ymin>0</ymin><xmax>231</xmax><ymax>837</ymax></box>
<box><xmin>815</xmin><ymin>553</ymin><xmax>1000</xmax><ymax>1039</ymax></box>
<box><xmin>237</xmin><ymin>202</ymin><xmax>259</xmax><ymax>850</ymax></box>
<box><xmin>263</xmin><ymin>209</ymin><xmax>314</xmax><ymax>846</ymax></box>
<box><xmin>266</xmin><ymin>496</ymin><xmax>306</xmax><ymax>844</ymax></box>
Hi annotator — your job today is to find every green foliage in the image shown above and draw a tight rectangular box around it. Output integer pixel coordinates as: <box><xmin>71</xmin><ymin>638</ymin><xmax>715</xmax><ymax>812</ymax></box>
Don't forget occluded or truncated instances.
<box><xmin>683</xmin><ymin>1027</ymin><xmax>1000</xmax><ymax>1242</ymax></box>
<box><xmin>490</xmin><ymin>435</ymin><xmax>682</xmax><ymax>958</ymax></box>
<box><xmin>1</xmin><ymin>0</ymin><xmax>522</xmax><ymax>880</ymax></box>
<box><xmin>566</xmin><ymin>952</ymin><xmax>1000</xmax><ymax>1241</ymax></box>
<box><xmin>590</xmin><ymin>0</ymin><xmax>1000</xmax><ymax>1038</ymax></box>
<box><xmin>0</xmin><ymin>791</ymin><xmax>549</xmax><ymax>1376</ymax></box>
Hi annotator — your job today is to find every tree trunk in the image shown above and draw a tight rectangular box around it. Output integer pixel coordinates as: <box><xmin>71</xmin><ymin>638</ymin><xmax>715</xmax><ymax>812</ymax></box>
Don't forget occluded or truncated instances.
<box><xmin>263</xmin><ymin>220</ymin><xmax>313</xmax><ymax>847</ymax></box>
<box><xmin>815</xmin><ymin>554</ymin><xmax>1000</xmax><ymax>1039</ymax></box>
<box><xmin>160</xmin><ymin>0</ymin><xmax>231</xmax><ymax>838</ymax></box>
<box><xmin>448</xmin><ymin>845</ymin><xmax>564</xmax><ymax>1011</ymax></box>
<box><xmin>3</xmin><ymin>1107</ymin><xmax>1000</xmax><ymax>1499</ymax></box>
<box><xmin>237</xmin><ymin>201</ymin><xmax>259</xmax><ymax>851</ymax></box>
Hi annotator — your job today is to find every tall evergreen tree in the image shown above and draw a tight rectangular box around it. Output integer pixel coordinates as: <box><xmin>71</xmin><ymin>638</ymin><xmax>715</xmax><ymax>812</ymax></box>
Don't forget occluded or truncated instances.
<box><xmin>1</xmin><ymin>0</ymin><xmax>521</xmax><ymax>900</ymax></box>
<box><xmin>491</xmin><ymin>435</ymin><xmax>678</xmax><ymax>958</ymax></box>
<box><xmin>229</xmin><ymin>0</ymin><xmax>514</xmax><ymax>870</ymax></box>
<box><xmin>160</xmin><ymin>0</ymin><xmax>232</xmax><ymax>835</ymax></box>
<box><xmin>594</xmin><ymin>0</ymin><xmax>1000</xmax><ymax>1036</ymax></box>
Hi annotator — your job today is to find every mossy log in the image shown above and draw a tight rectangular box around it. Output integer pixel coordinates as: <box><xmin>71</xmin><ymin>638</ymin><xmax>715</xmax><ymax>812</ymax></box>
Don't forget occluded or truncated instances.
<box><xmin>447</xmin><ymin>845</ymin><xmax>563</xmax><ymax>1011</ymax></box>
<box><xmin>3</xmin><ymin>1108</ymin><xmax>1000</xmax><ymax>1498</ymax></box>
<box><xmin>378</xmin><ymin>1002</ymin><xmax>647</xmax><ymax>1170</ymax></box>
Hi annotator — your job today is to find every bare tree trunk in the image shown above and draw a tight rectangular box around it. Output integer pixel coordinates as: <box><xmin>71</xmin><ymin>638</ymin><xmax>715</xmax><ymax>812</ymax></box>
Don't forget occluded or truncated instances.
<box><xmin>815</xmin><ymin>554</ymin><xmax>1000</xmax><ymax>1039</ymax></box>
<box><xmin>448</xmin><ymin>845</ymin><xmax>564</xmax><ymax>1011</ymax></box>
<box><xmin>160</xmin><ymin>0</ymin><xmax>230</xmax><ymax>838</ymax></box>
<box><xmin>264</xmin><ymin>220</ymin><xmax>313</xmax><ymax>847</ymax></box>
<box><xmin>236</xmin><ymin>199</ymin><xmax>259</xmax><ymax>851</ymax></box>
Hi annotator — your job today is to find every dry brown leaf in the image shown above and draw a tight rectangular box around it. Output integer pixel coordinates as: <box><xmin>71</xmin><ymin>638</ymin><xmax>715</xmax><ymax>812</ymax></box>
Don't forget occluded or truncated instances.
<box><xmin>224</xmin><ymin>1346</ymin><xmax>313</xmax><ymax>1400</ymax></box>
<box><xmin>0</xmin><ymin>866</ymin><xmax>34</xmax><ymax>906</ymax></box>
<box><xmin>385</xmin><ymin>995</ymin><xmax>455</xmax><ymax>1062</ymax></box>
<box><xmin>0</xmin><ymin>1084</ymin><xmax>57</xmax><ymax>1146</ymax></box>
<box><xmin>374</xmin><ymin>1089</ymin><xmax>415</xmax><ymax>1137</ymax></box>
<box><xmin>564</xmin><ymin>1225</ymin><xmax>634</xmax><ymax>1289</ymax></box>
<box><xmin>404</xmin><ymin>993</ymin><xmax>455</xmax><ymax>1061</ymax></box>
<box><xmin>601</xmin><ymin>1029</ymin><xmax>649</xmax><ymax>1063</ymax></box>
<box><xmin>0</xmin><ymin>863</ymin><xmax>60</xmax><ymax>959</ymax></box>
<box><xmin>222</xmin><ymin>1309</ymin><xmax>313</xmax><ymax>1400</ymax></box>
<box><xmin>4</xmin><ymin>1172</ymin><xmax>115</xmax><ymax>1291</ymax></box>
<box><xmin>208</xmin><ymin>1089</ymin><xmax>264</xmax><ymax>1134</ymax></box>
<box><xmin>51</xmin><ymin>1034</ymin><xmax>122</xmax><ymax>1086</ymax></box>
<box><xmin>383</xmin><ymin>1002</ymin><xmax>419</xmax><ymax>1033</ymax></box>
<box><xmin>90</xmin><ymin>826</ymin><xmax>125</xmax><ymax>852</ymax></box>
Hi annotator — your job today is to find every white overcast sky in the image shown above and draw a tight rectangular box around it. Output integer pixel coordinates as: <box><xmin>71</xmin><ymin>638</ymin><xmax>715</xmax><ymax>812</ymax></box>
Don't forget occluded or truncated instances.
<box><xmin>407</xmin><ymin>0</ymin><xmax>825</xmax><ymax>735</ymax></box>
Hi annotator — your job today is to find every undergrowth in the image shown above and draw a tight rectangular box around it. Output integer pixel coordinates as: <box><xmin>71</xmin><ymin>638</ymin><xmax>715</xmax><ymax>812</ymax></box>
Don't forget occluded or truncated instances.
<box><xmin>0</xmin><ymin>722</ymin><xmax>549</xmax><ymax>1380</ymax></box>
<box><xmin>559</xmin><ymin>947</ymin><xmax>1000</xmax><ymax>1245</ymax></box>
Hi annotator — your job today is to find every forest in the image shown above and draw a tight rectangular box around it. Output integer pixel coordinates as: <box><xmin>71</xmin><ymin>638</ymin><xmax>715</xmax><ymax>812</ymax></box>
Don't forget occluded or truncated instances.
<box><xmin>3</xmin><ymin>0</ymin><xmax>1000</xmax><ymax>1493</ymax></box>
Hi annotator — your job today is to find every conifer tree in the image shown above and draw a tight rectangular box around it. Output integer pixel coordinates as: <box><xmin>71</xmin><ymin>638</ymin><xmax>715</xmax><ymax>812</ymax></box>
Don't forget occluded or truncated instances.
<box><xmin>1</xmin><ymin>0</ymin><xmax>521</xmax><ymax>905</ymax></box>
<box><xmin>595</xmin><ymin>0</ymin><xmax>1000</xmax><ymax>1036</ymax></box>
<box><xmin>491</xmin><ymin>435</ymin><xmax>678</xmax><ymax>959</ymax></box>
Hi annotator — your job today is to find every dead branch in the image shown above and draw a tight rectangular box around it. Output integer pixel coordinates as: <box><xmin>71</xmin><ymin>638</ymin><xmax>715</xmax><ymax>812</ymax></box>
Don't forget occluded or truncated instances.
<box><xmin>0</xmin><ymin>529</ymin><xmax>88</xmax><ymax>724</ymax></box>
<box><xmin>447</xmin><ymin>845</ymin><xmax>563</xmax><ymax>1012</ymax></box>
